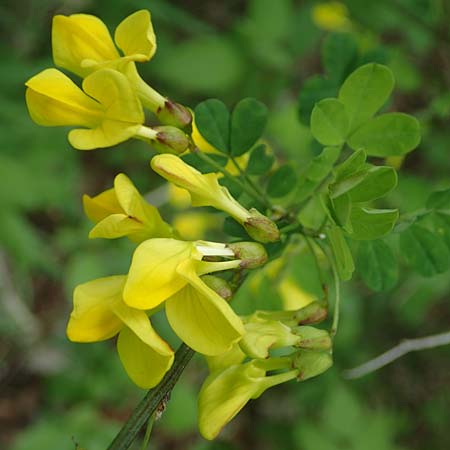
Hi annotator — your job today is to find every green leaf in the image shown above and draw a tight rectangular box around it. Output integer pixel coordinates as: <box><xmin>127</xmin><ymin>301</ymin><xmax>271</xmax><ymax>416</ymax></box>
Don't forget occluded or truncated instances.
<box><xmin>331</xmin><ymin>193</ymin><xmax>352</xmax><ymax>229</ymax></box>
<box><xmin>357</xmin><ymin>240</ymin><xmax>398</xmax><ymax>291</ymax></box>
<box><xmin>347</xmin><ymin>112</ymin><xmax>421</xmax><ymax>156</ymax></box>
<box><xmin>427</xmin><ymin>188</ymin><xmax>450</xmax><ymax>213</ymax></box>
<box><xmin>298</xmin><ymin>76</ymin><xmax>339</xmax><ymax>125</ymax></box>
<box><xmin>349</xmin><ymin>207</ymin><xmax>398</xmax><ymax>240</ymax></box>
<box><xmin>346</xmin><ymin>166</ymin><xmax>398</xmax><ymax>203</ymax></box>
<box><xmin>322</xmin><ymin>33</ymin><xmax>358</xmax><ymax>82</ymax></box>
<box><xmin>400</xmin><ymin>225</ymin><xmax>450</xmax><ymax>276</ymax></box>
<box><xmin>182</xmin><ymin>153</ymin><xmax>228</xmax><ymax>173</ymax></box>
<box><xmin>246</xmin><ymin>144</ymin><xmax>275</xmax><ymax>175</ymax></box>
<box><xmin>230</xmin><ymin>98</ymin><xmax>268</xmax><ymax>156</ymax></box>
<box><xmin>194</xmin><ymin>99</ymin><xmax>230</xmax><ymax>153</ymax></box>
<box><xmin>339</xmin><ymin>63</ymin><xmax>395</xmax><ymax>132</ymax></box>
<box><xmin>329</xmin><ymin>169</ymin><xmax>370</xmax><ymax>199</ymax></box>
<box><xmin>267</xmin><ymin>165</ymin><xmax>297</xmax><ymax>198</ymax></box>
<box><xmin>310</xmin><ymin>98</ymin><xmax>349</xmax><ymax>146</ymax></box>
<box><xmin>430</xmin><ymin>212</ymin><xmax>450</xmax><ymax>249</ymax></box>
<box><xmin>327</xmin><ymin>225</ymin><xmax>355</xmax><ymax>281</ymax></box>
<box><xmin>333</xmin><ymin>149</ymin><xmax>367</xmax><ymax>182</ymax></box>
<box><xmin>297</xmin><ymin>146</ymin><xmax>341</xmax><ymax>201</ymax></box>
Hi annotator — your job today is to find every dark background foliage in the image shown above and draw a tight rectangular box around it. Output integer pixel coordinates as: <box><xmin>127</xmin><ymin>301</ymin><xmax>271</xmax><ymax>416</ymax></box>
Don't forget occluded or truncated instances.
<box><xmin>0</xmin><ymin>0</ymin><xmax>449</xmax><ymax>449</ymax></box>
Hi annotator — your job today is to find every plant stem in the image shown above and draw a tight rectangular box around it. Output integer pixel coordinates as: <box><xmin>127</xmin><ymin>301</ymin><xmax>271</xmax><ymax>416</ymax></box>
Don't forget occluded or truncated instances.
<box><xmin>229</xmin><ymin>156</ymin><xmax>270</xmax><ymax>206</ymax></box>
<box><xmin>140</xmin><ymin>413</ymin><xmax>155</xmax><ymax>450</ymax></box>
<box><xmin>106</xmin><ymin>344</ymin><xmax>195</xmax><ymax>450</ymax></box>
<box><xmin>316</xmin><ymin>240</ymin><xmax>340</xmax><ymax>338</ymax></box>
<box><xmin>343</xmin><ymin>330</ymin><xmax>450</xmax><ymax>379</ymax></box>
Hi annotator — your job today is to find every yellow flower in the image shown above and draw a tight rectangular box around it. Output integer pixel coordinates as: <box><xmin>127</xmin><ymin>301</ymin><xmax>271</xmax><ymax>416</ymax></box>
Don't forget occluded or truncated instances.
<box><xmin>25</xmin><ymin>68</ymin><xmax>156</xmax><ymax>150</ymax></box>
<box><xmin>83</xmin><ymin>173</ymin><xmax>172</xmax><ymax>242</ymax></box>
<box><xmin>52</xmin><ymin>10</ymin><xmax>156</xmax><ymax>76</ymax></box>
<box><xmin>312</xmin><ymin>1</ymin><xmax>351</xmax><ymax>32</ymax></box>
<box><xmin>51</xmin><ymin>9</ymin><xmax>191</xmax><ymax>128</ymax></box>
<box><xmin>198</xmin><ymin>357</ymin><xmax>298</xmax><ymax>440</ymax></box>
<box><xmin>151</xmin><ymin>154</ymin><xmax>250</xmax><ymax>222</ymax></box>
<box><xmin>151</xmin><ymin>154</ymin><xmax>280</xmax><ymax>242</ymax></box>
<box><xmin>123</xmin><ymin>238</ymin><xmax>245</xmax><ymax>355</ymax></box>
<box><xmin>67</xmin><ymin>275</ymin><xmax>174</xmax><ymax>388</ymax></box>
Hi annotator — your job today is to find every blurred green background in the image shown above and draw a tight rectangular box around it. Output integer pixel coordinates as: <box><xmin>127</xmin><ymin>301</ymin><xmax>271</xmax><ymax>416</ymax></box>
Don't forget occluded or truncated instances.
<box><xmin>1</xmin><ymin>0</ymin><xmax>450</xmax><ymax>449</ymax></box>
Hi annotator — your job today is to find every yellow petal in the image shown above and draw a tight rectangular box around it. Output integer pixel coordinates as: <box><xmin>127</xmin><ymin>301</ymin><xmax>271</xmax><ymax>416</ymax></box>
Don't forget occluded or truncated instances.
<box><xmin>199</xmin><ymin>360</ymin><xmax>297</xmax><ymax>440</ymax></box>
<box><xmin>83</xmin><ymin>189</ymin><xmax>123</xmax><ymax>223</ymax></box>
<box><xmin>67</xmin><ymin>275</ymin><xmax>125</xmax><ymax>342</ymax></box>
<box><xmin>114</xmin><ymin>10</ymin><xmax>156</xmax><ymax>62</ymax></box>
<box><xmin>112</xmin><ymin>300</ymin><xmax>173</xmax><ymax>357</ymax></box>
<box><xmin>52</xmin><ymin>14</ymin><xmax>119</xmax><ymax>77</ymax></box>
<box><xmin>206</xmin><ymin>344</ymin><xmax>246</xmax><ymax>373</ymax></box>
<box><xmin>151</xmin><ymin>155</ymin><xmax>250</xmax><ymax>223</ymax></box>
<box><xmin>68</xmin><ymin>69</ymin><xmax>144</xmax><ymax>150</ymax></box>
<box><xmin>198</xmin><ymin>363</ymin><xmax>265</xmax><ymax>440</ymax></box>
<box><xmin>191</xmin><ymin>118</ymin><xmax>220</xmax><ymax>154</ymax></box>
<box><xmin>114</xmin><ymin>174</ymin><xmax>172</xmax><ymax>238</ymax></box>
<box><xmin>165</xmin><ymin>259</ymin><xmax>244</xmax><ymax>355</ymax></box>
<box><xmin>123</xmin><ymin>239</ymin><xmax>194</xmax><ymax>309</ymax></box>
<box><xmin>25</xmin><ymin>68</ymin><xmax>102</xmax><ymax>127</ymax></box>
<box><xmin>68</xmin><ymin>120</ymin><xmax>141</xmax><ymax>150</ymax></box>
<box><xmin>82</xmin><ymin>69</ymin><xmax>143</xmax><ymax>124</ymax></box>
<box><xmin>88</xmin><ymin>213</ymin><xmax>143</xmax><ymax>239</ymax></box>
<box><xmin>117</xmin><ymin>327</ymin><xmax>173</xmax><ymax>389</ymax></box>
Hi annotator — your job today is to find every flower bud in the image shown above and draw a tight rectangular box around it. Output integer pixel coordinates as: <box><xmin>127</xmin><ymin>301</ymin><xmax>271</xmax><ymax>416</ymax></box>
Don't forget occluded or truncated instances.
<box><xmin>293</xmin><ymin>350</ymin><xmax>333</xmax><ymax>381</ymax></box>
<box><xmin>292</xmin><ymin>301</ymin><xmax>328</xmax><ymax>325</ymax></box>
<box><xmin>201</xmin><ymin>275</ymin><xmax>233</xmax><ymax>301</ymax></box>
<box><xmin>240</xmin><ymin>319</ymin><xmax>300</xmax><ymax>359</ymax></box>
<box><xmin>292</xmin><ymin>326</ymin><xmax>332</xmax><ymax>351</ymax></box>
<box><xmin>152</xmin><ymin>126</ymin><xmax>190</xmax><ymax>155</ymax></box>
<box><xmin>244</xmin><ymin>208</ymin><xmax>280</xmax><ymax>243</ymax></box>
<box><xmin>227</xmin><ymin>242</ymin><xmax>268</xmax><ymax>269</ymax></box>
<box><xmin>251</xmin><ymin>301</ymin><xmax>327</xmax><ymax>327</ymax></box>
<box><xmin>156</xmin><ymin>99</ymin><xmax>192</xmax><ymax>128</ymax></box>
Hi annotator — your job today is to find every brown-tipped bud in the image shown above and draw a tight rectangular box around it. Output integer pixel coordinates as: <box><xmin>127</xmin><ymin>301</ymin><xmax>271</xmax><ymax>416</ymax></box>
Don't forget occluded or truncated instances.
<box><xmin>292</xmin><ymin>326</ymin><xmax>332</xmax><ymax>351</ymax></box>
<box><xmin>152</xmin><ymin>126</ymin><xmax>190</xmax><ymax>155</ymax></box>
<box><xmin>156</xmin><ymin>100</ymin><xmax>192</xmax><ymax>128</ymax></box>
<box><xmin>243</xmin><ymin>208</ymin><xmax>280</xmax><ymax>243</ymax></box>
<box><xmin>201</xmin><ymin>275</ymin><xmax>233</xmax><ymax>301</ymax></box>
<box><xmin>293</xmin><ymin>302</ymin><xmax>328</xmax><ymax>325</ymax></box>
<box><xmin>293</xmin><ymin>350</ymin><xmax>333</xmax><ymax>381</ymax></box>
<box><xmin>227</xmin><ymin>242</ymin><xmax>268</xmax><ymax>269</ymax></box>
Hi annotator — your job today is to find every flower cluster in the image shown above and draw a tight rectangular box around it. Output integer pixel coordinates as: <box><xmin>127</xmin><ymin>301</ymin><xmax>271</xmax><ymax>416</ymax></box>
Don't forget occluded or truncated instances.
<box><xmin>25</xmin><ymin>9</ymin><xmax>333</xmax><ymax>441</ymax></box>
<box><xmin>25</xmin><ymin>10</ymin><xmax>191</xmax><ymax>151</ymax></box>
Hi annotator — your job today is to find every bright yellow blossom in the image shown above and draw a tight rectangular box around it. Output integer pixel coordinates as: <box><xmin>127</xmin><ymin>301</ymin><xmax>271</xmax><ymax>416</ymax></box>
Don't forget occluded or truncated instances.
<box><xmin>198</xmin><ymin>357</ymin><xmax>298</xmax><ymax>440</ymax></box>
<box><xmin>151</xmin><ymin>154</ymin><xmax>280</xmax><ymax>243</ymax></box>
<box><xmin>83</xmin><ymin>173</ymin><xmax>172</xmax><ymax>242</ymax></box>
<box><xmin>52</xmin><ymin>10</ymin><xmax>156</xmax><ymax>78</ymax></box>
<box><xmin>123</xmin><ymin>238</ymin><xmax>245</xmax><ymax>355</ymax></box>
<box><xmin>67</xmin><ymin>275</ymin><xmax>174</xmax><ymax>388</ymax></box>
<box><xmin>25</xmin><ymin>68</ymin><xmax>156</xmax><ymax>150</ymax></box>
<box><xmin>51</xmin><ymin>9</ymin><xmax>191</xmax><ymax>128</ymax></box>
<box><xmin>151</xmin><ymin>154</ymin><xmax>251</xmax><ymax>223</ymax></box>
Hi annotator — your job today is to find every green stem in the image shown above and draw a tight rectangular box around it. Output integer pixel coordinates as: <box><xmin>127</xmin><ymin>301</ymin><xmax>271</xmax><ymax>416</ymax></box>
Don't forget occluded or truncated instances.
<box><xmin>194</xmin><ymin>150</ymin><xmax>269</xmax><ymax>207</ymax></box>
<box><xmin>106</xmin><ymin>344</ymin><xmax>195</xmax><ymax>450</ymax></box>
<box><xmin>140</xmin><ymin>413</ymin><xmax>155</xmax><ymax>450</ymax></box>
<box><xmin>316</xmin><ymin>240</ymin><xmax>340</xmax><ymax>338</ymax></box>
<box><xmin>229</xmin><ymin>156</ymin><xmax>270</xmax><ymax>206</ymax></box>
